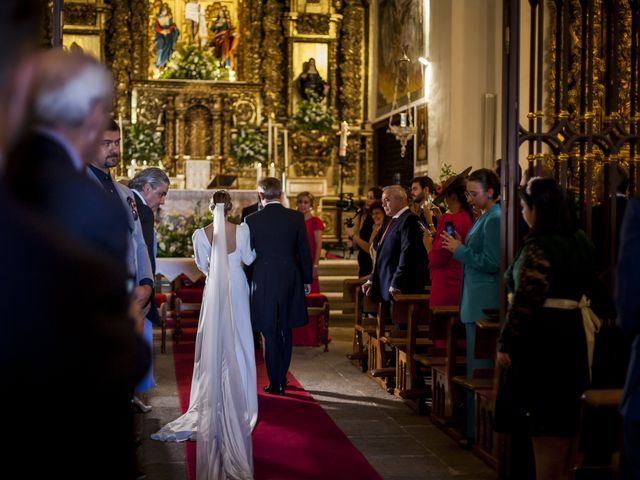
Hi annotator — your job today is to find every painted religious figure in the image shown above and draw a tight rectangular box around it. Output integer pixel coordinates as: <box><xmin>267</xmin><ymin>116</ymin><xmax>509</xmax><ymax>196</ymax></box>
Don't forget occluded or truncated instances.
<box><xmin>185</xmin><ymin>0</ymin><xmax>200</xmax><ymax>45</ymax></box>
<box><xmin>376</xmin><ymin>0</ymin><xmax>424</xmax><ymax>116</ymax></box>
<box><xmin>210</xmin><ymin>4</ymin><xmax>239</xmax><ymax>70</ymax></box>
<box><xmin>154</xmin><ymin>3</ymin><xmax>180</xmax><ymax>68</ymax></box>
<box><xmin>296</xmin><ymin>58</ymin><xmax>329</xmax><ymax>101</ymax></box>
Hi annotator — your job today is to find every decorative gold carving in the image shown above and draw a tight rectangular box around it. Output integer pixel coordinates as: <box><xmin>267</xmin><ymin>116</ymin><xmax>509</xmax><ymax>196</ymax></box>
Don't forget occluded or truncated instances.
<box><xmin>339</xmin><ymin>0</ymin><xmax>364</xmax><ymax>124</ymax></box>
<box><xmin>42</xmin><ymin>1</ymin><xmax>53</xmax><ymax>47</ymax></box>
<box><xmin>238</xmin><ymin>0</ymin><xmax>263</xmax><ymax>83</ymax></box>
<box><xmin>130</xmin><ymin>0</ymin><xmax>149</xmax><ymax>80</ymax></box>
<box><xmin>107</xmin><ymin>0</ymin><xmax>133</xmax><ymax>120</ymax></box>
<box><xmin>297</xmin><ymin>14</ymin><xmax>331</xmax><ymax>35</ymax></box>
<box><xmin>131</xmin><ymin>80</ymin><xmax>261</xmax><ymax>176</ymax></box>
<box><xmin>262</xmin><ymin>0</ymin><xmax>286</xmax><ymax>119</ymax></box>
<box><xmin>64</xmin><ymin>3</ymin><xmax>98</xmax><ymax>26</ymax></box>
<box><xmin>290</xmin><ymin>130</ymin><xmax>334</xmax><ymax>176</ymax></box>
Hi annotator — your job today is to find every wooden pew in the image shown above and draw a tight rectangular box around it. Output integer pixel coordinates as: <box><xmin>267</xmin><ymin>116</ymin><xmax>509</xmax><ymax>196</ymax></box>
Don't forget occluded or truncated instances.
<box><xmin>574</xmin><ymin>389</ymin><xmax>624</xmax><ymax>479</ymax></box>
<box><xmin>345</xmin><ymin>278</ymin><xmax>378</xmax><ymax>371</ymax></box>
<box><xmin>452</xmin><ymin>317</ymin><xmax>500</xmax><ymax>464</ymax></box>
<box><xmin>418</xmin><ymin>307</ymin><xmax>466</xmax><ymax>425</ymax></box>
<box><xmin>387</xmin><ymin>293</ymin><xmax>431</xmax><ymax>407</ymax></box>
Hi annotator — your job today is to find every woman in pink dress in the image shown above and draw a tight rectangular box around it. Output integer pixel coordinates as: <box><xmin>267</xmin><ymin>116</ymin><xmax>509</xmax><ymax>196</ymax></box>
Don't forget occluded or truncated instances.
<box><xmin>423</xmin><ymin>173</ymin><xmax>474</xmax><ymax>307</ymax></box>
<box><xmin>296</xmin><ymin>191</ymin><xmax>325</xmax><ymax>293</ymax></box>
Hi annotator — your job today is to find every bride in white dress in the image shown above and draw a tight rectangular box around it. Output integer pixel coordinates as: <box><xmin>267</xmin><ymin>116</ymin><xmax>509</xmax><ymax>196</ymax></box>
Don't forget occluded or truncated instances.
<box><xmin>152</xmin><ymin>191</ymin><xmax>258</xmax><ymax>480</ymax></box>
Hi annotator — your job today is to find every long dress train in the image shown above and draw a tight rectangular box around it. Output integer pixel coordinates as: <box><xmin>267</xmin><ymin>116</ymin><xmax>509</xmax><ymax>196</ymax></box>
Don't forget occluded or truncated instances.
<box><xmin>151</xmin><ymin>204</ymin><xmax>257</xmax><ymax>480</ymax></box>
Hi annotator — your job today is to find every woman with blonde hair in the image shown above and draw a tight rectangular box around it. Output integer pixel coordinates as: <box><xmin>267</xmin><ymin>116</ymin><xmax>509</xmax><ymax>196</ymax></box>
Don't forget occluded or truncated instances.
<box><xmin>296</xmin><ymin>191</ymin><xmax>325</xmax><ymax>293</ymax></box>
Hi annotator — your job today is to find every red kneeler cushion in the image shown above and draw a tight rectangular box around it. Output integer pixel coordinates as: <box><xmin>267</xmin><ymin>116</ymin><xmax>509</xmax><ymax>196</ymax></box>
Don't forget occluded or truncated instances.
<box><xmin>293</xmin><ymin>294</ymin><xmax>329</xmax><ymax>347</ymax></box>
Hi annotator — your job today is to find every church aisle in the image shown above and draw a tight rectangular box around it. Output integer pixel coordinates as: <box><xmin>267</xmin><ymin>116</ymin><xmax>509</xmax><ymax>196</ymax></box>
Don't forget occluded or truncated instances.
<box><xmin>139</xmin><ymin>323</ymin><xmax>495</xmax><ymax>479</ymax></box>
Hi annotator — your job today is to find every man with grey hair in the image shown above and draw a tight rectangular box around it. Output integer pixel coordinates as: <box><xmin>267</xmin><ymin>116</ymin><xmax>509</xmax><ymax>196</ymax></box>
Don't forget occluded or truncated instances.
<box><xmin>130</xmin><ymin>167</ymin><xmax>170</xmax><ymax>330</ymax></box>
<box><xmin>6</xmin><ymin>49</ymin><xmax>129</xmax><ymax>267</ymax></box>
<box><xmin>1</xmin><ymin>3</ymin><xmax>149</xmax><ymax>477</ymax></box>
<box><xmin>362</xmin><ymin>185</ymin><xmax>428</xmax><ymax>306</ymax></box>
<box><xmin>246</xmin><ymin>177</ymin><xmax>312</xmax><ymax>395</ymax></box>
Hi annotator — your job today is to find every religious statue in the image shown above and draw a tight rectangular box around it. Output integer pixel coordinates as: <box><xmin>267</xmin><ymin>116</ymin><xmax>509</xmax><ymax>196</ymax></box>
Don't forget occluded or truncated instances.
<box><xmin>185</xmin><ymin>0</ymin><xmax>200</xmax><ymax>45</ymax></box>
<box><xmin>154</xmin><ymin>3</ymin><xmax>179</xmax><ymax>69</ymax></box>
<box><xmin>296</xmin><ymin>58</ymin><xmax>329</xmax><ymax>101</ymax></box>
<box><xmin>210</xmin><ymin>5</ymin><xmax>239</xmax><ymax>70</ymax></box>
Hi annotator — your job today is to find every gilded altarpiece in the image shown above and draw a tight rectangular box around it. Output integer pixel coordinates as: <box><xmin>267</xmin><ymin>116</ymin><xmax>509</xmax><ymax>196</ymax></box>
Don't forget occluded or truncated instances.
<box><xmin>67</xmin><ymin>0</ymin><xmax>371</xmax><ymax>242</ymax></box>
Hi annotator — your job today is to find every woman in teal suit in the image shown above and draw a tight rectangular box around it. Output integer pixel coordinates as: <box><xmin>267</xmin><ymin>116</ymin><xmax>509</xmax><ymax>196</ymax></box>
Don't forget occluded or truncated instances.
<box><xmin>442</xmin><ymin>168</ymin><xmax>501</xmax><ymax>439</ymax></box>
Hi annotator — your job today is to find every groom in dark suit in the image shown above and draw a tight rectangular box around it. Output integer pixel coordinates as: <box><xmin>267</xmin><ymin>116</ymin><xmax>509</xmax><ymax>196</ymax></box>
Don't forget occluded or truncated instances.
<box><xmin>246</xmin><ymin>177</ymin><xmax>312</xmax><ymax>395</ymax></box>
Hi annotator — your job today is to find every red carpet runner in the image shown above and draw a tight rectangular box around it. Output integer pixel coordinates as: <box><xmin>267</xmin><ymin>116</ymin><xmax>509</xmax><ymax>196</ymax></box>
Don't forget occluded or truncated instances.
<box><xmin>172</xmin><ymin>323</ymin><xmax>383</xmax><ymax>480</ymax></box>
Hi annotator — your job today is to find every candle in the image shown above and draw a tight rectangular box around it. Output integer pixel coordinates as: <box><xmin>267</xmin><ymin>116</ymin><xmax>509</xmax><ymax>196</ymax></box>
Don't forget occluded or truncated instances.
<box><xmin>400</xmin><ymin>112</ymin><xmax>407</xmax><ymax>127</ymax></box>
<box><xmin>284</xmin><ymin>129</ymin><xmax>289</xmax><ymax>168</ymax></box>
<box><xmin>175</xmin><ymin>119</ymin><xmax>179</xmax><ymax>157</ymax></box>
<box><xmin>267</xmin><ymin>118</ymin><xmax>272</xmax><ymax>161</ymax></box>
<box><xmin>256</xmin><ymin>162</ymin><xmax>262</xmax><ymax>184</ymax></box>
<box><xmin>118</xmin><ymin>114</ymin><xmax>125</xmax><ymax>161</ymax></box>
<box><xmin>274</xmin><ymin>126</ymin><xmax>278</xmax><ymax>166</ymax></box>
<box><xmin>269</xmin><ymin>162</ymin><xmax>276</xmax><ymax>177</ymax></box>
<box><xmin>131</xmin><ymin>88</ymin><xmax>138</xmax><ymax>124</ymax></box>
<box><xmin>339</xmin><ymin>121</ymin><xmax>349</xmax><ymax>156</ymax></box>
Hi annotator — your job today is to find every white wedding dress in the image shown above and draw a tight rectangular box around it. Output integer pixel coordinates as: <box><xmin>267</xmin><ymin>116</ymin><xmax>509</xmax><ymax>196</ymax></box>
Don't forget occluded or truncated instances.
<box><xmin>151</xmin><ymin>204</ymin><xmax>258</xmax><ymax>480</ymax></box>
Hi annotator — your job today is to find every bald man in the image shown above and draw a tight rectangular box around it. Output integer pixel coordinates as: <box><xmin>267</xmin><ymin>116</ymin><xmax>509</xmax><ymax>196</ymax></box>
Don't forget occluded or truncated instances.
<box><xmin>362</xmin><ymin>185</ymin><xmax>428</xmax><ymax>304</ymax></box>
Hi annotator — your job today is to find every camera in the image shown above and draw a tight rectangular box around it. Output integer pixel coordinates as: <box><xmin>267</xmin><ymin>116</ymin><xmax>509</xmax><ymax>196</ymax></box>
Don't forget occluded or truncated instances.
<box><xmin>336</xmin><ymin>192</ymin><xmax>362</xmax><ymax>214</ymax></box>
<box><xmin>336</xmin><ymin>192</ymin><xmax>355</xmax><ymax>211</ymax></box>
<box><xmin>345</xmin><ymin>217</ymin><xmax>355</xmax><ymax>228</ymax></box>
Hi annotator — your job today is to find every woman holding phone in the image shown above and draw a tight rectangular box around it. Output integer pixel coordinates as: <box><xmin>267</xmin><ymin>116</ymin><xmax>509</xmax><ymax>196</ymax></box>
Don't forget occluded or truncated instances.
<box><xmin>441</xmin><ymin>168</ymin><xmax>501</xmax><ymax>442</ymax></box>
<box><xmin>423</xmin><ymin>171</ymin><xmax>473</xmax><ymax>307</ymax></box>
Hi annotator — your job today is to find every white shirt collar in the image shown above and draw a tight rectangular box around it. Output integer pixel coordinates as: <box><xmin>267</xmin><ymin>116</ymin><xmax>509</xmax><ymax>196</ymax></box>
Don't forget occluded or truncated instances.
<box><xmin>263</xmin><ymin>200</ymin><xmax>281</xmax><ymax>206</ymax></box>
<box><xmin>132</xmin><ymin>189</ymin><xmax>148</xmax><ymax>205</ymax></box>
<box><xmin>35</xmin><ymin>126</ymin><xmax>84</xmax><ymax>172</ymax></box>
<box><xmin>392</xmin><ymin>206</ymin><xmax>410</xmax><ymax>219</ymax></box>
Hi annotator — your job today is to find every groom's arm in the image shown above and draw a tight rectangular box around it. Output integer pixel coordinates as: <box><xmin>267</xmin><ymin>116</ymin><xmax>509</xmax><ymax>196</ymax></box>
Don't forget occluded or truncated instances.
<box><xmin>295</xmin><ymin>213</ymin><xmax>313</xmax><ymax>284</ymax></box>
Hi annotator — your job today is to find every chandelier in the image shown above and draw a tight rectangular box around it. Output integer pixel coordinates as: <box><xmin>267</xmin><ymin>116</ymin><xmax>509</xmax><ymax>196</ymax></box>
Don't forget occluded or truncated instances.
<box><xmin>387</xmin><ymin>47</ymin><xmax>415</xmax><ymax>158</ymax></box>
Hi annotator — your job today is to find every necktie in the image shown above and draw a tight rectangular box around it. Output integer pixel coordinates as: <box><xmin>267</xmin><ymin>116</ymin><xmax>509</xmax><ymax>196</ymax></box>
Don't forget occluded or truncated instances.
<box><xmin>379</xmin><ymin>217</ymin><xmax>396</xmax><ymax>244</ymax></box>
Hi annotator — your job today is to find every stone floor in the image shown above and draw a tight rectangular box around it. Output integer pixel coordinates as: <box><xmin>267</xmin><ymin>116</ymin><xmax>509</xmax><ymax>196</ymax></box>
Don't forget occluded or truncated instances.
<box><xmin>137</xmin><ymin>322</ymin><xmax>496</xmax><ymax>480</ymax></box>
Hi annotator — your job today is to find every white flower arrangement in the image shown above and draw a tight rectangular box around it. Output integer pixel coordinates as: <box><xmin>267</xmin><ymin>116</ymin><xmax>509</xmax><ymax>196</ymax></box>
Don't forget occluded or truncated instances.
<box><xmin>125</xmin><ymin>123</ymin><xmax>164</xmax><ymax>166</ymax></box>
<box><xmin>160</xmin><ymin>44</ymin><xmax>222</xmax><ymax>81</ymax></box>
<box><xmin>231</xmin><ymin>127</ymin><xmax>268</xmax><ymax>167</ymax></box>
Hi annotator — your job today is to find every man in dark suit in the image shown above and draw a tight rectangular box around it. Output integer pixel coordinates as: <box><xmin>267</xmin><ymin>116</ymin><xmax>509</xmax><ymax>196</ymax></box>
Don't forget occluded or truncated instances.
<box><xmin>242</xmin><ymin>196</ymin><xmax>262</xmax><ymax>221</ymax></box>
<box><xmin>616</xmin><ymin>196</ymin><xmax>640</xmax><ymax>478</ymax></box>
<box><xmin>5</xmin><ymin>49</ymin><xmax>129</xmax><ymax>271</ymax></box>
<box><xmin>0</xmin><ymin>2</ymin><xmax>149</xmax><ymax>477</ymax></box>
<box><xmin>128</xmin><ymin>167</ymin><xmax>171</xmax><ymax>328</ymax></box>
<box><xmin>362</xmin><ymin>185</ymin><xmax>428</xmax><ymax>304</ymax></box>
<box><xmin>246</xmin><ymin>177</ymin><xmax>312</xmax><ymax>395</ymax></box>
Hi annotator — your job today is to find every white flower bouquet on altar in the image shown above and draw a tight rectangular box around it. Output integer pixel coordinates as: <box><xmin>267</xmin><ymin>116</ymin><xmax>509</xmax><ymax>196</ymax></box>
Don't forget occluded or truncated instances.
<box><xmin>159</xmin><ymin>44</ymin><xmax>222</xmax><ymax>81</ymax></box>
<box><xmin>231</xmin><ymin>127</ymin><xmax>268</xmax><ymax>167</ymax></box>
<box><xmin>125</xmin><ymin>123</ymin><xmax>164</xmax><ymax>166</ymax></box>
<box><xmin>156</xmin><ymin>205</ymin><xmax>211</xmax><ymax>258</ymax></box>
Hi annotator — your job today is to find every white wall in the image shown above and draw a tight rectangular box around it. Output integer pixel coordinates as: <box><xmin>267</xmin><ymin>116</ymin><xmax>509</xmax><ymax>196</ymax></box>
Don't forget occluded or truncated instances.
<box><xmin>428</xmin><ymin>0</ymin><xmax>502</xmax><ymax>179</ymax></box>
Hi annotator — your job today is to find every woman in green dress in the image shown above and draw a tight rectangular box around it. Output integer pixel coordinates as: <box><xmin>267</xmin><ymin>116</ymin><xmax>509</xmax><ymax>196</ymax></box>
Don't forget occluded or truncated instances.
<box><xmin>494</xmin><ymin>177</ymin><xmax>598</xmax><ymax>480</ymax></box>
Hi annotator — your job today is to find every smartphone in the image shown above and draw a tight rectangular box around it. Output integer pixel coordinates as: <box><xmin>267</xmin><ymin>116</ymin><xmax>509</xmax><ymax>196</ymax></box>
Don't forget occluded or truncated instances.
<box><xmin>444</xmin><ymin>221</ymin><xmax>455</xmax><ymax>236</ymax></box>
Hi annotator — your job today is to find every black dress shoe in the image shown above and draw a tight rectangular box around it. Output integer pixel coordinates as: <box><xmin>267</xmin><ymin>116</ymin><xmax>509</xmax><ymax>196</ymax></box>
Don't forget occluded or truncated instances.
<box><xmin>263</xmin><ymin>384</ymin><xmax>285</xmax><ymax>395</ymax></box>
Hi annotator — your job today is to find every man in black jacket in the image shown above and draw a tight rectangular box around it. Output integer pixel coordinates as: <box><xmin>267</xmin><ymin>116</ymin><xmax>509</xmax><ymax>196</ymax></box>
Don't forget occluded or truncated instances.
<box><xmin>130</xmin><ymin>167</ymin><xmax>171</xmax><ymax>327</ymax></box>
<box><xmin>246</xmin><ymin>177</ymin><xmax>312</xmax><ymax>395</ymax></box>
<box><xmin>0</xmin><ymin>3</ymin><xmax>149</xmax><ymax>477</ymax></box>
